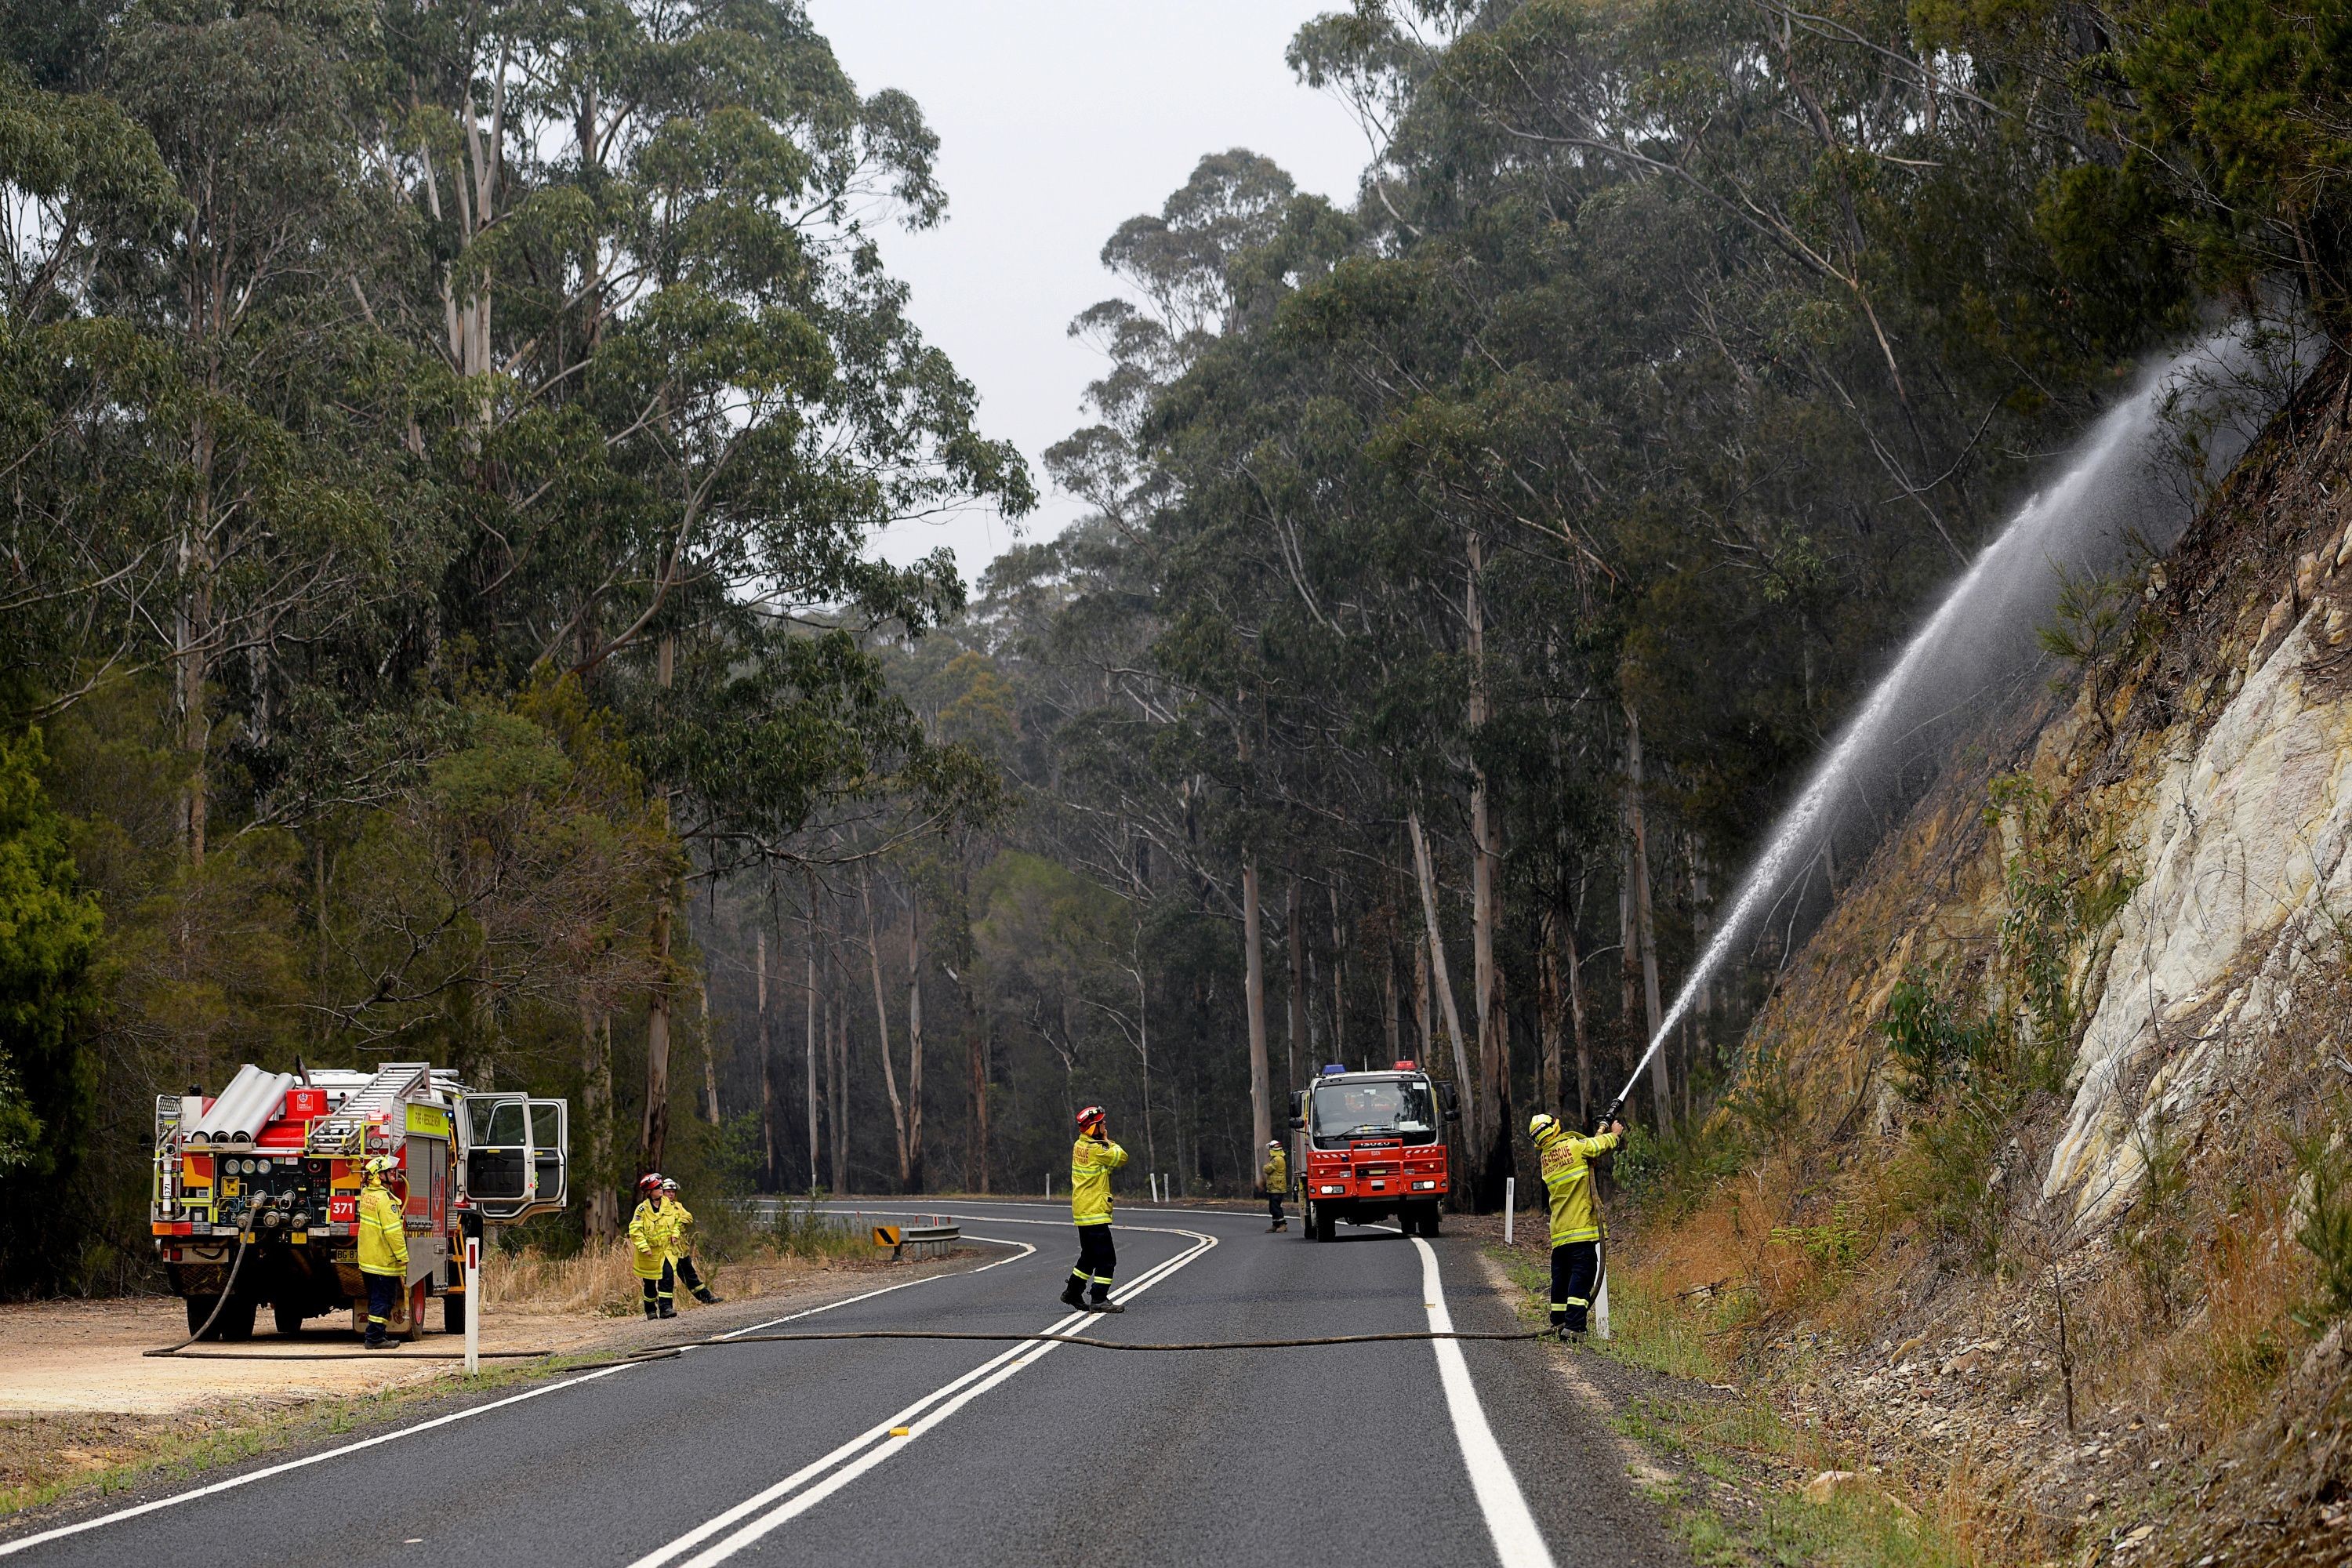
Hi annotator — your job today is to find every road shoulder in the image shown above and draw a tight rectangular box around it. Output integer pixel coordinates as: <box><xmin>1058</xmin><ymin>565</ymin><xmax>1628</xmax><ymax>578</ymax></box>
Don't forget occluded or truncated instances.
<box><xmin>1470</xmin><ymin>1222</ymin><xmax>1969</xmax><ymax>1567</ymax></box>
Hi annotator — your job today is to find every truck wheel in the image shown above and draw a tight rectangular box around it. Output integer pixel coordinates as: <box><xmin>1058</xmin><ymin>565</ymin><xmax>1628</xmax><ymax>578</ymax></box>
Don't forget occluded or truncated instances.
<box><xmin>273</xmin><ymin>1301</ymin><xmax>307</xmax><ymax>1336</ymax></box>
<box><xmin>442</xmin><ymin>1290</ymin><xmax>466</xmax><ymax>1336</ymax></box>
<box><xmin>1420</xmin><ymin>1204</ymin><xmax>1442</xmax><ymax>1238</ymax></box>
<box><xmin>1314</xmin><ymin>1207</ymin><xmax>1336</xmax><ymax>1243</ymax></box>
<box><xmin>403</xmin><ymin>1281</ymin><xmax>427</xmax><ymax>1341</ymax></box>
<box><xmin>214</xmin><ymin>1297</ymin><xmax>257</xmax><ymax>1342</ymax></box>
<box><xmin>184</xmin><ymin>1294</ymin><xmax>220</xmax><ymax>1340</ymax></box>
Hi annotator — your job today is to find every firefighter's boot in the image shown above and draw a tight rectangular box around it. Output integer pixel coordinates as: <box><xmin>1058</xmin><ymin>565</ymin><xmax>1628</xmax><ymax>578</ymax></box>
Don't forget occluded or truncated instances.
<box><xmin>643</xmin><ymin>1302</ymin><xmax>659</xmax><ymax>1322</ymax></box>
<box><xmin>658</xmin><ymin>1300</ymin><xmax>677</xmax><ymax>1320</ymax></box>
<box><xmin>693</xmin><ymin>1287</ymin><xmax>723</xmax><ymax>1305</ymax></box>
<box><xmin>1060</xmin><ymin>1273</ymin><xmax>1087</xmax><ymax>1309</ymax></box>
<box><xmin>1086</xmin><ymin>1298</ymin><xmax>1125</xmax><ymax>1313</ymax></box>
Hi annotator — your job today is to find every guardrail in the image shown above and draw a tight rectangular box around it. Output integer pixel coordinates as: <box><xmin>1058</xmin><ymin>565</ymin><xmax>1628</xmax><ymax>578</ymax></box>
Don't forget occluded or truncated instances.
<box><xmin>729</xmin><ymin>1199</ymin><xmax>962</xmax><ymax>1260</ymax></box>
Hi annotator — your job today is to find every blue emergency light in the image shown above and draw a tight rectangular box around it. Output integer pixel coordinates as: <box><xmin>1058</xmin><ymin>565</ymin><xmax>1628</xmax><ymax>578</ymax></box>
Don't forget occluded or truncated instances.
<box><xmin>1320</xmin><ymin>1063</ymin><xmax>1346</xmax><ymax>1076</ymax></box>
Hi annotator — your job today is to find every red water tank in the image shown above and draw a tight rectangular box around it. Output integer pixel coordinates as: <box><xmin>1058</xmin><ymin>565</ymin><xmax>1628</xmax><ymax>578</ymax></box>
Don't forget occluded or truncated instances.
<box><xmin>285</xmin><ymin>1086</ymin><xmax>328</xmax><ymax>1119</ymax></box>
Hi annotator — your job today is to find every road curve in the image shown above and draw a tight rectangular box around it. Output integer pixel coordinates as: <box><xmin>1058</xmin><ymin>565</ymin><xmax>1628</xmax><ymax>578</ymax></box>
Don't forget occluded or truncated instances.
<box><xmin>0</xmin><ymin>1198</ymin><xmax>1689</xmax><ymax>1568</ymax></box>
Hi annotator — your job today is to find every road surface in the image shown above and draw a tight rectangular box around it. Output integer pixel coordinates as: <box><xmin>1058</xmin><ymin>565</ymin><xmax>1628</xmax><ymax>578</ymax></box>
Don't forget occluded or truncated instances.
<box><xmin>0</xmin><ymin>1200</ymin><xmax>1687</xmax><ymax>1568</ymax></box>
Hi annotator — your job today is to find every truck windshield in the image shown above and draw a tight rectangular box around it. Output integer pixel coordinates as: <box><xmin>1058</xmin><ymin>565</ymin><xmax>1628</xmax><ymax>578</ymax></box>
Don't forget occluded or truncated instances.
<box><xmin>1310</xmin><ymin>1079</ymin><xmax>1437</xmax><ymax>1145</ymax></box>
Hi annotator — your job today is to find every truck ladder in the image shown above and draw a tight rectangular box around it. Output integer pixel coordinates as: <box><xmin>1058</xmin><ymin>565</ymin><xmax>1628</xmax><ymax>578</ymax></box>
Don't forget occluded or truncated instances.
<box><xmin>306</xmin><ymin>1063</ymin><xmax>434</xmax><ymax>1154</ymax></box>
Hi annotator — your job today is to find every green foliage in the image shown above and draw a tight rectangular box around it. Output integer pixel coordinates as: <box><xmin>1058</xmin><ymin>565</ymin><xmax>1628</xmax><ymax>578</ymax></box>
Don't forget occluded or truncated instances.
<box><xmin>2292</xmin><ymin>1128</ymin><xmax>2352</xmax><ymax>1322</ymax></box>
<box><xmin>764</xmin><ymin>1197</ymin><xmax>869</xmax><ymax>1262</ymax></box>
<box><xmin>2122</xmin><ymin>1109</ymin><xmax>2194</xmax><ymax>1322</ymax></box>
<box><xmin>1881</xmin><ymin>967</ymin><xmax>1995</xmax><ymax>1101</ymax></box>
<box><xmin>0</xmin><ymin>728</ymin><xmax>102</xmax><ymax>1284</ymax></box>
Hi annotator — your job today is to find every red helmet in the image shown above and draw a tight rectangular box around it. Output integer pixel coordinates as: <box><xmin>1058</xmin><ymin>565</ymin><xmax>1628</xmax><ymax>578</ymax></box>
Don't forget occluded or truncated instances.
<box><xmin>1076</xmin><ymin>1105</ymin><xmax>1106</xmax><ymax>1134</ymax></box>
<box><xmin>637</xmin><ymin>1172</ymin><xmax>664</xmax><ymax>1193</ymax></box>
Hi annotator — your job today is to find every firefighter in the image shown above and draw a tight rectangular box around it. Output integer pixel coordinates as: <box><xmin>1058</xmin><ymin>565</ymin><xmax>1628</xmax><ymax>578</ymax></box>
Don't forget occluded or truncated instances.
<box><xmin>1262</xmin><ymin>1138</ymin><xmax>1289</xmax><ymax>1232</ymax></box>
<box><xmin>659</xmin><ymin>1177</ymin><xmax>723</xmax><ymax>1305</ymax></box>
<box><xmin>1528</xmin><ymin>1111</ymin><xmax>1624</xmax><ymax>1343</ymax></box>
<box><xmin>628</xmin><ymin>1172</ymin><xmax>681</xmax><ymax>1320</ymax></box>
<box><xmin>1061</xmin><ymin>1105</ymin><xmax>1128</xmax><ymax>1312</ymax></box>
<box><xmin>357</xmin><ymin>1155</ymin><xmax>408</xmax><ymax>1349</ymax></box>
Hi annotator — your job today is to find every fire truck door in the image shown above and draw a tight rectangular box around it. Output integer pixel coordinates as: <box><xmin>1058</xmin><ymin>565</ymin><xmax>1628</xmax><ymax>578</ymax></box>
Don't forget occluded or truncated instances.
<box><xmin>461</xmin><ymin>1095</ymin><xmax>568</xmax><ymax>1222</ymax></box>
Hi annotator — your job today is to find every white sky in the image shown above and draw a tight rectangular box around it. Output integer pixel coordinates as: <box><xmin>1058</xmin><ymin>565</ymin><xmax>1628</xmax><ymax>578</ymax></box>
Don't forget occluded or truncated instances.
<box><xmin>805</xmin><ymin>2</ymin><xmax>1372</xmax><ymax>581</ymax></box>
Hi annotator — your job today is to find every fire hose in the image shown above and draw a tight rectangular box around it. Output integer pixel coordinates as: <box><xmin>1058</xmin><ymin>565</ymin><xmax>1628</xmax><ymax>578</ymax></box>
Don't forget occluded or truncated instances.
<box><xmin>147</xmin><ymin>1326</ymin><xmax>1550</xmax><ymax>1363</ymax></box>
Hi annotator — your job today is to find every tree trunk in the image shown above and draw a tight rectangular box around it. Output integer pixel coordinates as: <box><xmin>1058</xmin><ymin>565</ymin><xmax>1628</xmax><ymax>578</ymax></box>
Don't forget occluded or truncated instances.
<box><xmin>1566</xmin><ymin>903</ymin><xmax>1593</xmax><ymax>1127</ymax></box>
<box><xmin>1465</xmin><ymin>535</ymin><xmax>1511</xmax><ymax>1203</ymax></box>
<box><xmin>1286</xmin><ymin>872</ymin><xmax>1307</xmax><ymax>1091</ymax></box>
<box><xmin>1537</xmin><ymin>903</ymin><xmax>1565</xmax><ymax>1116</ymax></box>
<box><xmin>829</xmin><ymin>958</ymin><xmax>848</xmax><ymax>1195</ymax></box>
<box><xmin>1328</xmin><ymin>880</ymin><xmax>1348</xmax><ymax>1068</ymax></box>
<box><xmin>1414</xmin><ymin>927</ymin><xmax>1432</xmax><ymax>1061</ymax></box>
<box><xmin>804</xmin><ymin>872</ymin><xmax>820</xmax><ymax>1195</ymax></box>
<box><xmin>757</xmin><ymin>929</ymin><xmax>773</xmax><ymax>1188</ymax></box>
<box><xmin>641</xmin><ymin>633</ymin><xmax>677</xmax><ymax>1175</ymax></box>
<box><xmin>1243</xmin><ymin>851</ymin><xmax>1273</xmax><ymax>1164</ymax></box>
<box><xmin>1407</xmin><ymin>810</ymin><xmax>1478</xmax><ymax>1156</ymax></box>
<box><xmin>1383</xmin><ymin>913</ymin><xmax>1402</xmax><ymax>1065</ymax></box>
<box><xmin>582</xmin><ymin>997</ymin><xmax>616</xmax><ymax>1242</ymax></box>
<box><xmin>1627</xmin><ymin>705</ymin><xmax>1671</xmax><ymax>1134</ymax></box>
<box><xmin>971</xmin><ymin>1005</ymin><xmax>991</xmax><ymax>1194</ymax></box>
<box><xmin>906</xmin><ymin>887</ymin><xmax>925</xmax><ymax>1194</ymax></box>
<box><xmin>860</xmin><ymin>866</ymin><xmax>911</xmax><ymax>1189</ymax></box>
<box><xmin>700</xmin><ymin>979</ymin><xmax>720</xmax><ymax>1127</ymax></box>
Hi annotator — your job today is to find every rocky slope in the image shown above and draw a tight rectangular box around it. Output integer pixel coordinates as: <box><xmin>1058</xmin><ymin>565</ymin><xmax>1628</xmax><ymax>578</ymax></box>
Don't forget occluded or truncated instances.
<box><xmin>1646</xmin><ymin>346</ymin><xmax>2352</xmax><ymax>1567</ymax></box>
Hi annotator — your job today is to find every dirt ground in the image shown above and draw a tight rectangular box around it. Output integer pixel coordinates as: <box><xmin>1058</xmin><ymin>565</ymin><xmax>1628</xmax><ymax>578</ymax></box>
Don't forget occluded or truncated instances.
<box><xmin>0</xmin><ymin>1249</ymin><xmax>970</xmax><ymax>1511</ymax></box>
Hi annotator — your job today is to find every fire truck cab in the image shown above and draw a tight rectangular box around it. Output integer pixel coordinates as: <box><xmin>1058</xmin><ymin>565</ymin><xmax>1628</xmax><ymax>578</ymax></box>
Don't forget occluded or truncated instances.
<box><xmin>1290</xmin><ymin>1062</ymin><xmax>1459</xmax><ymax>1242</ymax></box>
<box><xmin>151</xmin><ymin>1062</ymin><xmax>568</xmax><ymax>1342</ymax></box>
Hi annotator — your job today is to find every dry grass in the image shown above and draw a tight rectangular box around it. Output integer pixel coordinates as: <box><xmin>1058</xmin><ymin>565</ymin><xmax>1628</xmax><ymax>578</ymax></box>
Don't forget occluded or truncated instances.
<box><xmin>480</xmin><ymin>1241</ymin><xmax>646</xmax><ymax>1316</ymax></box>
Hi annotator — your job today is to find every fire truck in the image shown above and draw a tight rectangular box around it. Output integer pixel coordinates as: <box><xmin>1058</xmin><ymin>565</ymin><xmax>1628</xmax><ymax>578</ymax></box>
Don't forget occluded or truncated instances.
<box><xmin>151</xmin><ymin>1062</ymin><xmax>568</xmax><ymax>1341</ymax></box>
<box><xmin>1289</xmin><ymin>1061</ymin><xmax>1459</xmax><ymax>1242</ymax></box>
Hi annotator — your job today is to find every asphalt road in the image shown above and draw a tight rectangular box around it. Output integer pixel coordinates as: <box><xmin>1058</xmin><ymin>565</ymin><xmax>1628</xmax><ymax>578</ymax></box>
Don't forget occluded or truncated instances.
<box><xmin>0</xmin><ymin>1200</ymin><xmax>1689</xmax><ymax>1568</ymax></box>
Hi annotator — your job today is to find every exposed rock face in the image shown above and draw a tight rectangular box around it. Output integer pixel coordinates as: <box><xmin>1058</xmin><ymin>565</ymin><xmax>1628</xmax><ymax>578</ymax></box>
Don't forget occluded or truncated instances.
<box><xmin>2049</xmin><ymin>602</ymin><xmax>2352</xmax><ymax>1223</ymax></box>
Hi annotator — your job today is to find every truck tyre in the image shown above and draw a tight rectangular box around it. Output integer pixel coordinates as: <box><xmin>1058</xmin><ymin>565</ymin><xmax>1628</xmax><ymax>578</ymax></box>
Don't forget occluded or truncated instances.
<box><xmin>184</xmin><ymin>1294</ymin><xmax>220</xmax><ymax>1340</ymax></box>
<box><xmin>214</xmin><ymin>1297</ymin><xmax>257</xmax><ymax>1342</ymax></box>
<box><xmin>273</xmin><ymin>1301</ymin><xmax>307</xmax><ymax>1336</ymax></box>
<box><xmin>1301</xmin><ymin>1199</ymin><xmax>1322</xmax><ymax>1241</ymax></box>
<box><xmin>1420</xmin><ymin>1204</ymin><xmax>1441</xmax><ymax>1237</ymax></box>
<box><xmin>1313</xmin><ymin>1207</ymin><xmax>1337</xmax><ymax>1243</ymax></box>
<box><xmin>442</xmin><ymin>1290</ymin><xmax>465</xmax><ymax>1336</ymax></box>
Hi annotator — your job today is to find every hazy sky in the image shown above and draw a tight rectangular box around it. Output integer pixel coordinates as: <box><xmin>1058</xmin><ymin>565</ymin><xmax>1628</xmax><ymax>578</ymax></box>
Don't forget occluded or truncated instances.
<box><xmin>804</xmin><ymin>2</ymin><xmax>1371</xmax><ymax>580</ymax></box>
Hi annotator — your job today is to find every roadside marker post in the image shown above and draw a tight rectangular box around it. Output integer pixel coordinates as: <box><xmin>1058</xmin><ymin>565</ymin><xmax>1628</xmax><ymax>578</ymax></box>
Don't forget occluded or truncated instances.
<box><xmin>1502</xmin><ymin>1178</ymin><xmax>1514</xmax><ymax>1245</ymax></box>
<box><xmin>463</xmin><ymin>1236</ymin><xmax>481</xmax><ymax>1373</ymax></box>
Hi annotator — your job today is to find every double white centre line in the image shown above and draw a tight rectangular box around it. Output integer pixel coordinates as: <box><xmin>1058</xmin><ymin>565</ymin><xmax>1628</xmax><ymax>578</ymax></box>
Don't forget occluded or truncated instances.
<box><xmin>628</xmin><ymin>1224</ymin><xmax>1218</xmax><ymax>1568</ymax></box>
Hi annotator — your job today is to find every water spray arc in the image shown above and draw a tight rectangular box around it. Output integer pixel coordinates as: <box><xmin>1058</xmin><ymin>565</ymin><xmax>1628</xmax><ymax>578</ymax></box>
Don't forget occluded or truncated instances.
<box><xmin>1596</xmin><ymin>325</ymin><xmax>2275</xmax><ymax>1129</ymax></box>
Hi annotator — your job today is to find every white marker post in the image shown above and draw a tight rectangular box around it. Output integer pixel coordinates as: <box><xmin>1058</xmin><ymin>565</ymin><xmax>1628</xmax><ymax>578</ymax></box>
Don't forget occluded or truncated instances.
<box><xmin>463</xmin><ymin>1229</ymin><xmax>481</xmax><ymax>1373</ymax></box>
<box><xmin>1502</xmin><ymin>1178</ymin><xmax>1515</xmax><ymax>1245</ymax></box>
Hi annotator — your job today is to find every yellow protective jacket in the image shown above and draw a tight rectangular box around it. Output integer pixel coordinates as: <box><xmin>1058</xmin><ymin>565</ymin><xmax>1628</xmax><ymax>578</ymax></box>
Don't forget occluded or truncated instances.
<box><xmin>1262</xmin><ymin>1147</ymin><xmax>1289</xmax><ymax>1194</ymax></box>
<box><xmin>666</xmin><ymin>1200</ymin><xmax>695</xmax><ymax>1263</ymax></box>
<box><xmin>357</xmin><ymin>1181</ymin><xmax>409</xmax><ymax>1277</ymax></box>
<box><xmin>1534</xmin><ymin>1123</ymin><xmax>1621</xmax><ymax>1245</ymax></box>
<box><xmin>1070</xmin><ymin>1136</ymin><xmax>1127</xmax><ymax>1226</ymax></box>
<box><xmin>628</xmin><ymin>1198</ymin><xmax>680</xmax><ymax>1279</ymax></box>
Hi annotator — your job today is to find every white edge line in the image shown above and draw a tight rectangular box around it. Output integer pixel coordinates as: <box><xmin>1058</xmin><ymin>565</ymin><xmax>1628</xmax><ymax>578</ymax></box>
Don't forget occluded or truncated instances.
<box><xmin>0</xmin><ymin>1361</ymin><xmax>641</xmax><ymax>1558</ymax></box>
<box><xmin>1414</xmin><ymin>1236</ymin><xmax>1557</xmax><ymax>1568</ymax></box>
<box><xmin>637</xmin><ymin>1229</ymin><xmax>1218</xmax><ymax>1568</ymax></box>
<box><xmin>0</xmin><ymin>1240</ymin><xmax>1039</xmax><ymax>1558</ymax></box>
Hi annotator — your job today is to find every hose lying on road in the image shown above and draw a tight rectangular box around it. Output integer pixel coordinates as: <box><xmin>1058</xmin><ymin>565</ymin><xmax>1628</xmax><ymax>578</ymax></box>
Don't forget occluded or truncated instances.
<box><xmin>143</xmin><ymin>1238</ymin><xmax>252</xmax><ymax>1356</ymax></box>
<box><xmin>145</xmin><ymin>1327</ymin><xmax>1549</xmax><ymax>1363</ymax></box>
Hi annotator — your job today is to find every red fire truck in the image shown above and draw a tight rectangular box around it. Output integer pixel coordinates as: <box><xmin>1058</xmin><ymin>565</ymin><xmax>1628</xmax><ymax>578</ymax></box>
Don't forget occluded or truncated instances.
<box><xmin>1289</xmin><ymin>1061</ymin><xmax>1459</xmax><ymax>1241</ymax></box>
<box><xmin>151</xmin><ymin>1062</ymin><xmax>568</xmax><ymax>1341</ymax></box>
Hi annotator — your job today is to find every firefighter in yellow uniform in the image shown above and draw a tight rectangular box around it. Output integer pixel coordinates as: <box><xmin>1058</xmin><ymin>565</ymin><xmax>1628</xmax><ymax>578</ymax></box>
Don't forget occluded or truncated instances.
<box><xmin>357</xmin><ymin>1155</ymin><xmax>408</xmax><ymax>1349</ymax></box>
<box><xmin>1061</xmin><ymin>1105</ymin><xmax>1128</xmax><ymax>1312</ymax></box>
<box><xmin>1262</xmin><ymin>1139</ymin><xmax>1289</xmax><ymax>1232</ymax></box>
<box><xmin>659</xmin><ymin>1177</ymin><xmax>722</xmax><ymax>1305</ymax></box>
<box><xmin>629</xmin><ymin>1172</ymin><xmax>682</xmax><ymax>1319</ymax></box>
<box><xmin>1529</xmin><ymin>1112</ymin><xmax>1624</xmax><ymax>1343</ymax></box>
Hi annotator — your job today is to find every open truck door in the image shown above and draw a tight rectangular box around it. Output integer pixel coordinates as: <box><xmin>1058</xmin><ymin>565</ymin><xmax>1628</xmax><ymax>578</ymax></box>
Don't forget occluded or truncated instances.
<box><xmin>461</xmin><ymin>1094</ymin><xmax>568</xmax><ymax>1222</ymax></box>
